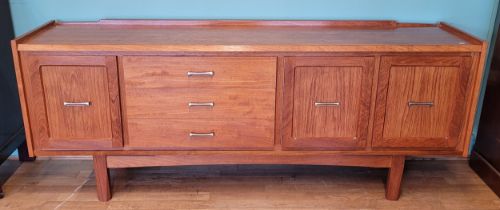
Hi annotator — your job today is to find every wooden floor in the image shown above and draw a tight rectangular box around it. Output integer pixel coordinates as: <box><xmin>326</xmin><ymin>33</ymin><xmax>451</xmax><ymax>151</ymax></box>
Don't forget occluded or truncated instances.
<box><xmin>0</xmin><ymin>159</ymin><xmax>498</xmax><ymax>210</ymax></box>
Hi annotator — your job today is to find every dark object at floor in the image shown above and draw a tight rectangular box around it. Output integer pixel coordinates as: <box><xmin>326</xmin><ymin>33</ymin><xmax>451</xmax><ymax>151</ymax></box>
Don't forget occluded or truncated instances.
<box><xmin>470</xmin><ymin>6</ymin><xmax>500</xmax><ymax>198</ymax></box>
<box><xmin>0</xmin><ymin>0</ymin><xmax>35</xmax><ymax>198</ymax></box>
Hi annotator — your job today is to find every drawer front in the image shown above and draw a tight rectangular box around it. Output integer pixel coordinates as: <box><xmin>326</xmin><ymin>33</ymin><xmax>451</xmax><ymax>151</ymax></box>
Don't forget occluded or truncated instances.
<box><xmin>121</xmin><ymin>56</ymin><xmax>277</xmax><ymax>150</ymax></box>
<box><xmin>283</xmin><ymin>57</ymin><xmax>374</xmax><ymax>150</ymax></box>
<box><xmin>125</xmin><ymin>87</ymin><xmax>275</xmax><ymax>119</ymax></box>
<box><xmin>121</xmin><ymin>56</ymin><xmax>276</xmax><ymax>89</ymax></box>
<box><xmin>373</xmin><ymin>56</ymin><xmax>471</xmax><ymax>150</ymax></box>
<box><xmin>22</xmin><ymin>55</ymin><xmax>122</xmax><ymax>150</ymax></box>
<box><xmin>127</xmin><ymin>118</ymin><xmax>274</xmax><ymax>149</ymax></box>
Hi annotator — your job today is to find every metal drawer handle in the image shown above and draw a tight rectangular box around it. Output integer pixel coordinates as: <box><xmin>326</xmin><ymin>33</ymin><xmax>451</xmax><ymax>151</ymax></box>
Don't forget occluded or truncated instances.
<box><xmin>315</xmin><ymin>102</ymin><xmax>340</xmax><ymax>107</ymax></box>
<box><xmin>189</xmin><ymin>132</ymin><xmax>215</xmax><ymax>137</ymax></box>
<box><xmin>408</xmin><ymin>101</ymin><xmax>434</xmax><ymax>107</ymax></box>
<box><xmin>187</xmin><ymin>71</ymin><xmax>214</xmax><ymax>77</ymax></box>
<box><xmin>188</xmin><ymin>102</ymin><xmax>214</xmax><ymax>107</ymax></box>
<box><xmin>63</xmin><ymin>101</ymin><xmax>91</xmax><ymax>107</ymax></box>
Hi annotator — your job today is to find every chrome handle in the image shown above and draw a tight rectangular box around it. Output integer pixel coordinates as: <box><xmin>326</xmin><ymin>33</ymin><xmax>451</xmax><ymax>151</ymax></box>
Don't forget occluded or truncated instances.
<box><xmin>187</xmin><ymin>71</ymin><xmax>214</xmax><ymax>77</ymax></box>
<box><xmin>408</xmin><ymin>101</ymin><xmax>434</xmax><ymax>107</ymax></box>
<box><xmin>315</xmin><ymin>102</ymin><xmax>340</xmax><ymax>107</ymax></box>
<box><xmin>188</xmin><ymin>102</ymin><xmax>214</xmax><ymax>107</ymax></box>
<box><xmin>189</xmin><ymin>132</ymin><xmax>215</xmax><ymax>137</ymax></box>
<box><xmin>63</xmin><ymin>101</ymin><xmax>91</xmax><ymax>107</ymax></box>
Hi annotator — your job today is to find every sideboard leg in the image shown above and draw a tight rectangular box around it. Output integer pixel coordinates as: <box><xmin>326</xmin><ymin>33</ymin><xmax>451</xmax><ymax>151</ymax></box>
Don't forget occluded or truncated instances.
<box><xmin>93</xmin><ymin>155</ymin><xmax>111</xmax><ymax>202</ymax></box>
<box><xmin>385</xmin><ymin>155</ymin><xmax>405</xmax><ymax>200</ymax></box>
<box><xmin>18</xmin><ymin>141</ymin><xmax>36</xmax><ymax>162</ymax></box>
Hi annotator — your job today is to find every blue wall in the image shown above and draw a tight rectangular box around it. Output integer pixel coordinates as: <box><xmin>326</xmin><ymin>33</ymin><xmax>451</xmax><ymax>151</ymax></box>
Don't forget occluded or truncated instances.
<box><xmin>7</xmin><ymin>0</ymin><xmax>500</xmax><ymax>156</ymax></box>
<box><xmin>9</xmin><ymin>0</ymin><xmax>499</xmax><ymax>39</ymax></box>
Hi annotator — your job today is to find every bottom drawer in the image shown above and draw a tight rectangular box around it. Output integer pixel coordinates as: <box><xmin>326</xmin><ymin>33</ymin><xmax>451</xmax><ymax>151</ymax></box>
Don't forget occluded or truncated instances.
<box><xmin>126</xmin><ymin>118</ymin><xmax>275</xmax><ymax>150</ymax></box>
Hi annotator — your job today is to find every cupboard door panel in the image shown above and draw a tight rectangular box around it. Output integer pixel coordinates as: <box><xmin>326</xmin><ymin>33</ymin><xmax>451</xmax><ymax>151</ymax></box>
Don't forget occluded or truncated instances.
<box><xmin>293</xmin><ymin>66</ymin><xmax>363</xmax><ymax>138</ymax></box>
<box><xmin>41</xmin><ymin>66</ymin><xmax>112</xmax><ymax>140</ymax></box>
<box><xmin>22</xmin><ymin>55</ymin><xmax>122</xmax><ymax>150</ymax></box>
<box><xmin>283</xmin><ymin>57</ymin><xmax>374</xmax><ymax>150</ymax></box>
<box><xmin>373</xmin><ymin>56</ymin><xmax>471</xmax><ymax>149</ymax></box>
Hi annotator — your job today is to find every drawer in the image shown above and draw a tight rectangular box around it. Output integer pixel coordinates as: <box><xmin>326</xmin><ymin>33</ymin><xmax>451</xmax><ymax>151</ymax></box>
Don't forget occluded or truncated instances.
<box><xmin>121</xmin><ymin>56</ymin><xmax>277</xmax><ymax>89</ymax></box>
<box><xmin>125</xmin><ymin>87</ymin><xmax>275</xmax><ymax>119</ymax></box>
<box><xmin>121</xmin><ymin>56</ymin><xmax>277</xmax><ymax>150</ymax></box>
<box><xmin>126</xmin><ymin>118</ymin><xmax>274</xmax><ymax>150</ymax></box>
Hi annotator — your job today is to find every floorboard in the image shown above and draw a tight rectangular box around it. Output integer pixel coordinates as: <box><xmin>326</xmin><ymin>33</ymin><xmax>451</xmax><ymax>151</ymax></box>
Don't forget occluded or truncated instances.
<box><xmin>0</xmin><ymin>159</ymin><xmax>498</xmax><ymax>210</ymax></box>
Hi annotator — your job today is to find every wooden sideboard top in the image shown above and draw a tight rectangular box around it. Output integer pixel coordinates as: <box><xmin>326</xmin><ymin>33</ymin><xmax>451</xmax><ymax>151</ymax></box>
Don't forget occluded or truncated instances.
<box><xmin>14</xmin><ymin>20</ymin><xmax>484</xmax><ymax>52</ymax></box>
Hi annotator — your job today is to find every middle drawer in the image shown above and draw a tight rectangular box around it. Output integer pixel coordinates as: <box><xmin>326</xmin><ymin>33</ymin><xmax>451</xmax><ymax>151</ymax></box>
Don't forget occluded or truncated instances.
<box><xmin>120</xmin><ymin>56</ymin><xmax>277</xmax><ymax>150</ymax></box>
<box><xmin>125</xmin><ymin>87</ymin><xmax>275</xmax><ymax>119</ymax></box>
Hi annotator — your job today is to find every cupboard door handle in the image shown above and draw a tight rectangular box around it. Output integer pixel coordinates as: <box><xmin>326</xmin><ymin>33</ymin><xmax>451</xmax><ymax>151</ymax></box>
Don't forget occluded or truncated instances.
<box><xmin>408</xmin><ymin>101</ymin><xmax>434</xmax><ymax>107</ymax></box>
<box><xmin>189</xmin><ymin>132</ymin><xmax>215</xmax><ymax>137</ymax></box>
<box><xmin>187</xmin><ymin>71</ymin><xmax>214</xmax><ymax>77</ymax></box>
<box><xmin>188</xmin><ymin>102</ymin><xmax>214</xmax><ymax>107</ymax></box>
<box><xmin>315</xmin><ymin>102</ymin><xmax>340</xmax><ymax>107</ymax></box>
<box><xmin>63</xmin><ymin>101</ymin><xmax>91</xmax><ymax>107</ymax></box>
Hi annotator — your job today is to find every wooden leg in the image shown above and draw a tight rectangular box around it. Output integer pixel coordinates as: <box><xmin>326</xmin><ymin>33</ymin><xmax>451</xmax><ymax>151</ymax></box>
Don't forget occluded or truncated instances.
<box><xmin>385</xmin><ymin>155</ymin><xmax>405</xmax><ymax>200</ymax></box>
<box><xmin>17</xmin><ymin>141</ymin><xmax>36</xmax><ymax>162</ymax></box>
<box><xmin>0</xmin><ymin>186</ymin><xmax>4</xmax><ymax>199</ymax></box>
<box><xmin>93</xmin><ymin>155</ymin><xmax>111</xmax><ymax>202</ymax></box>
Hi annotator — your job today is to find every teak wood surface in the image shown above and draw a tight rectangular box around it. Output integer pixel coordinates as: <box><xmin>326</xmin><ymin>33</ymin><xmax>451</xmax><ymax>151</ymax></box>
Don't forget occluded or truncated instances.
<box><xmin>20</xmin><ymin>55</ymin><xmax>123</xmax><ymax>150</ymax></box>
<box><xmin>15</xmin><ymin>20</ymin><xmax>483</xmax><ymax>52</ymax></box>
<box><xmin>10</xmin><ymin>20</ymin><xmax>488</xmax><ymax>201</ymax></box>
<box><xmin>283</xmin><ymin>57</ymin><xmax>374</xmax><ymax>150</ymax></box>
<box><xmin>373</xmin><ymin>56</ymin><xmax>472</xmax><ymax>150</ymax></box>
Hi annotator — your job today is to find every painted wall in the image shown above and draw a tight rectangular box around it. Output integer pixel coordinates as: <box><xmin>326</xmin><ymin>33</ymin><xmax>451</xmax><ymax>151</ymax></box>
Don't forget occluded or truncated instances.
<box><xmin>9</xmin><ymin>0</ymin><xmax>499</xmax><ymax>39</ymax></box>
<box><xmin>7</xmin><ymin>0</ymin><xmax>500</xmax><ymax>156</ymax></box>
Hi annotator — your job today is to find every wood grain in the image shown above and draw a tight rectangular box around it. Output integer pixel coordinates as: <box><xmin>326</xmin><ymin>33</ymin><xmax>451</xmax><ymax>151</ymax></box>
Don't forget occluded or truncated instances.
<box><xmin>2</xmin><ymin>159</ymin><xmax>499</xmax><ymax>209</ymax></box>
<box><xmin>274</xmin><ymin>56</ymin><xmax>286</xmax><ymax>150</ymax></box>
<box><xmin>93</xmin><ymin>155</ymin><xmax>111</xmax><ymax>202</ymax></box>
<box><xmin>121</xmin><ymin>56</ymin><xmax>276</xmax><ymax>89</ymax></box>
<box><xmin>373</xmin><ymin>56</ymin><xmax>471</xmax><ymax>149</ymax></box>
<box><xmin>126</xmin><ymin>118</ymin><xmax>274</xmax><ymax>150</ymax></box>
<box><xmin>124</xmin><ymin>87</ymin><xmax>275</xmax><ymax>119</ymax></box>
<box><xmin>438</xmin><ymin>22</ymin><xmax>483</xmax><ymax>45</ymax></box>
<box><xmin>293</xmin><ymin>66</ymin><xmax>362</xmax><ymax>138</ymax></box>
<box><xmin>107</xmin><ymin>154</ymin><xmax>393</xmax><ymax>168</ymax></box>
<box><xmin>283</xmin><ymin>57</ymin><xmax>374</xmax><ymax>150</ymax></box>
<box><xmin>41</xmin><ymin>66</ymin><xmax>112</xmax><ymax>140</ymax></box>
<box><xmin>385</xmin><ymin>155</ymin><xmax>405</xmax><ymax>200</ymax></box>
<box><xmin>10</xmin><ymin>41</ymin><xmax>35</xmax><ymax>156</ymax></box>
<box><xmin>8</xmin><ymin>21</ymin><xmax>58</xmax><ymax>157</ymax></box>
<box><xmin>32</xmin><ymin>149</ymin><xmax>464</xmax><ymax>157</ymax></box>
<box><xmin>121</xmin><ymin>56</ymin><xmax>276</xmax><ymax>150</ymax></box>
<box><xmin>96</xmin><ymin>19</ymin><xmax>401</xmax><ymax>28</ymax></box>
<box><xmin>366</xmin><ymin>56</ymin><xmax>382</xmax><ymax>150</ymax></box>
<box><xmin>15</xmin><ymin>20</ymin><xmax>482</xmax><ymax>52</ymax></box>
<box><xmin>10</xmin><ymin>20</ymin><xmax>489</xmax><ymax>202</ymax></box>
<box><xmin>459</xmin><ymin>42</ymin><xmax>489</xmax><ymax>156</ymax></box>
<box><xmin>20</xmin><ymin>55</ymin><xmax>122</xmax><ymax>150</ymax></box>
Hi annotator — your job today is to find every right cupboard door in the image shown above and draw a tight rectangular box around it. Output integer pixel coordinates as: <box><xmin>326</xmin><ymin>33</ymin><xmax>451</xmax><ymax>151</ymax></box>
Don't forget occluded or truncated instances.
<box><xmin>373</xmin><ymin>56</ymin><xmax>472</xmax><ymax>150</ymax></box>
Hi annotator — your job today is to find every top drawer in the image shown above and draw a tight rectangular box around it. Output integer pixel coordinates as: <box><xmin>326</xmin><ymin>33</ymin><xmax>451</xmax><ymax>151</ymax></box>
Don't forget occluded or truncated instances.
<box><xmin>121</xmin><ymin>56</ymin><xmax>277</xmax><ymax>89</ymax></box>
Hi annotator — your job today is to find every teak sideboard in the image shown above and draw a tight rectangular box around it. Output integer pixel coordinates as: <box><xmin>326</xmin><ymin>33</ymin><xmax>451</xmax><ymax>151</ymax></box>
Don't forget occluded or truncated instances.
<box><xmin>11</xmin><ymin>20</ymin><xmax>487</xmax><ymax>201</ymax></box>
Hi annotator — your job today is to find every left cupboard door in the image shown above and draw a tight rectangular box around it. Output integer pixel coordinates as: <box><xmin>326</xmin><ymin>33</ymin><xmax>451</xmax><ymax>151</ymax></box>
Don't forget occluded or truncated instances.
<box><xmin>21</xmin><ymin>55</ymin><xmax>122</xmax><ymax>150</ymax></box>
